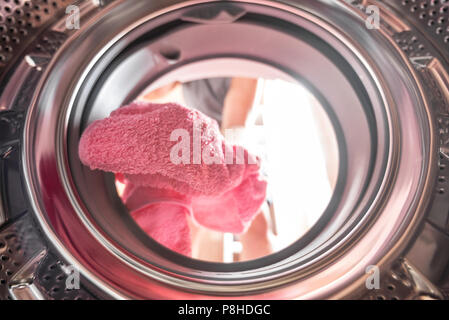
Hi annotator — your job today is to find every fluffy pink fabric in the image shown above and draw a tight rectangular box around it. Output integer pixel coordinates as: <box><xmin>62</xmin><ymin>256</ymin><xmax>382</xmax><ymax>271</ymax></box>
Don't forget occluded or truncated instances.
<box><xmin>122</xmin><ymin>184</ymin><xmax>192</xmax><ymax>256</ymax></box>
<box><xmin>79</xmin><ymin>101</ymin><xmax>267</xmax><ymax>255</ymax></box>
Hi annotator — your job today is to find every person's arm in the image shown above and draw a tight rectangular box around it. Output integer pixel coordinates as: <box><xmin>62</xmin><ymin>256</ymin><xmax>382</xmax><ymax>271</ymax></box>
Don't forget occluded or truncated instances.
<box><xmin>221</xmin><ymin>78</ymin><xmax>258</xmax><ymax>129</ymax></box>
<box><xmin>220</xmin><ymin>77</ymin><xmax>273</xmax><ymax>261</ymax></box>
<box><xmin>142</xmin><ymin>81</ymin><xmax>180</xmax><ymax>101</ymax></box>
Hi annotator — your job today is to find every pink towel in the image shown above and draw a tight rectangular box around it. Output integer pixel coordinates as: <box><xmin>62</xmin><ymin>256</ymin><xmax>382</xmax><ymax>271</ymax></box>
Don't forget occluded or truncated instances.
<box><xmin>79</xmin><ymin>101</ymin><xmax>267</xmax><ymax>255</ymax></box>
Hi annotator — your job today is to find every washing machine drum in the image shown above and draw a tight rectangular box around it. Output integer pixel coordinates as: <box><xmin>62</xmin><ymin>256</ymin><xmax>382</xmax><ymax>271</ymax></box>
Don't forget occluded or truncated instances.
<box><xmin>0</xmin><ymin>0</ymin><xmax>448</xmax><ymax>300</ymax></box>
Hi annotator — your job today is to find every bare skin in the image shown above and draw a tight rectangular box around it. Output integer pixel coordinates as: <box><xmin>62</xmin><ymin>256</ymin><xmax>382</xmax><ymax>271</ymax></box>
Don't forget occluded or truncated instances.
<box><xmin>142</xmin><ymin>82</ymin><xmax>180</xmax><ymax>101</ymax></box>
<box><xmin>220</xmin><ymin>78</ymin><xmax>273</xmax><ymax>261</ymax></box>
<box><xmin>221</xmin><ymin>78</ymin><xmax>258</xmax><ymax>129</ymax></box>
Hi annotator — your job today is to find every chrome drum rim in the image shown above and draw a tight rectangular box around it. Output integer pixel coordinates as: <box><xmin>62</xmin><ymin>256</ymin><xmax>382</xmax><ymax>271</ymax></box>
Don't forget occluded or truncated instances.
<box><xmin>21</xmin><ymin>0</ymin><xmax>435</xmax><ymax>299</ymax></box>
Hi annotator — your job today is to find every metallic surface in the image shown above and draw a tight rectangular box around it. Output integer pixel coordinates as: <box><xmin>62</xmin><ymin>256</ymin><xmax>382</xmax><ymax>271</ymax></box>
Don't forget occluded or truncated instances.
<box><xmin>8</xmin><ymin>249</ymin><xmax>49</xmax><ymax>300</ymax></box>
<box><xmin>0</xmin><ymin>0</ymin><xmax>448</xmax><ymax>299</ymax></box>
<box><xmin>21</xmin><ymin>0</ymin><xmax>432</xmax><ymax>298</ymax></box>
<box><xmin>0</xmin><ymin>213</ymin><xmax>95</xmax><ymax>299</ymax></box>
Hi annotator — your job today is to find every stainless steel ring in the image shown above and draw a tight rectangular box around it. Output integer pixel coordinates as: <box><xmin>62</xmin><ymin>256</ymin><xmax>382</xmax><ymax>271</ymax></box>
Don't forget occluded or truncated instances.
<box><xmin>1</xmin><ymin>0</ymin><xmax>448</xmax><ymax>300</ymax></box>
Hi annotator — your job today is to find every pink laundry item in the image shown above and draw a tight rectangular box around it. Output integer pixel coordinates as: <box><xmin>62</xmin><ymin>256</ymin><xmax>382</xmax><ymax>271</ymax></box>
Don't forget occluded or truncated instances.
<box><xmin>79</xmin><ymin>101</ymin><xmax>267</xmax><ymax>255</ymax></box>
<box><xmin>121</xmin><ymin>183</ymin><xmax>192</xmax><ymax>256</ymax></box>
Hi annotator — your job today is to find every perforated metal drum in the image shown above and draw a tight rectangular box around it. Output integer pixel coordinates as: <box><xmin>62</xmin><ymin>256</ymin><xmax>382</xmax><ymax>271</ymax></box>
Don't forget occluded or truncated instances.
<box><xmin>1</xmin><ymin>0</ymin><xmax>449</xmax><ymax>300</ymax></box>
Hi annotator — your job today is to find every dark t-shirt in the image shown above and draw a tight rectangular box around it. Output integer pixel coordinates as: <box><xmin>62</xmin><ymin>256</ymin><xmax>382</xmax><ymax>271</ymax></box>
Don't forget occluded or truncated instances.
<box><xmin>182</xmin><ymin>78</ymin><xmax>231</xmax><ymax>124</ymax></box>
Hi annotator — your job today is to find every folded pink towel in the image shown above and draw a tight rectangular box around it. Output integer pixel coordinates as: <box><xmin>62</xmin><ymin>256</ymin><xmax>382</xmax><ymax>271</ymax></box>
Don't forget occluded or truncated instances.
<box><xmin>79</xmin><ymin>101</ymin><xmax>267</xmax><ymax>255</ymax></box>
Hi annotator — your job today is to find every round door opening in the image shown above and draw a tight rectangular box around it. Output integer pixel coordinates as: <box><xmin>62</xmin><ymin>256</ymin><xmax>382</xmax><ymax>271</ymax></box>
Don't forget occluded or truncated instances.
<box><xmin>106</xmin><ymin>74</ymin><xmax>340</xmax><ymax>262</ymax></box>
